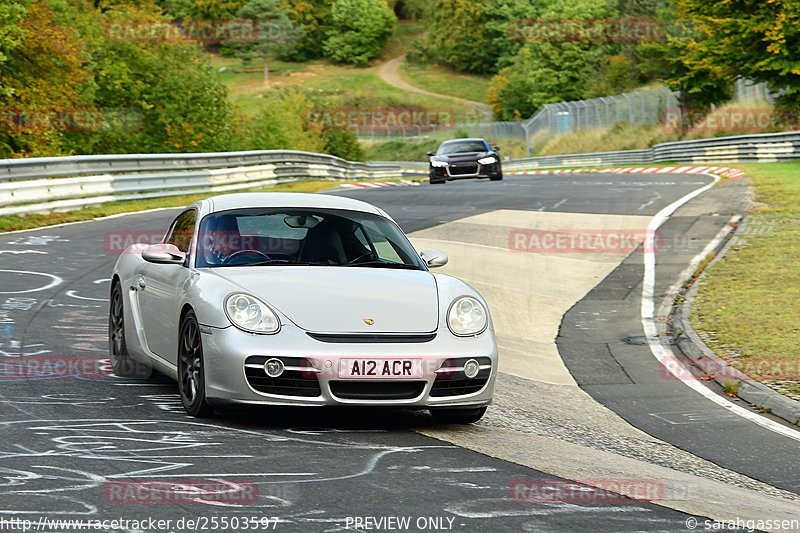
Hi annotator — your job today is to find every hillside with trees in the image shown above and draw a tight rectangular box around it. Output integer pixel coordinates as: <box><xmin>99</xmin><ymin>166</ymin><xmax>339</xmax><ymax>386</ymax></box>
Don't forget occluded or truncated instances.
<box><xmin>1</xmin><ymin>0</ymin><xmax>797</xmax><ymax>159</ymax></box>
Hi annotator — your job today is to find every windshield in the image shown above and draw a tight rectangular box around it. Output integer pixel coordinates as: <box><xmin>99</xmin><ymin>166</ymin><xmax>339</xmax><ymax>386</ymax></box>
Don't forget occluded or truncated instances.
<box><xmin>438</xmin><ymin>140</ymin><xmax>488</xmax><ymax>155</ymax></box>
<box><xmin>195</xmin><ymin>207</ymin><xmax>424</xmax><ymax>269</ymax></box>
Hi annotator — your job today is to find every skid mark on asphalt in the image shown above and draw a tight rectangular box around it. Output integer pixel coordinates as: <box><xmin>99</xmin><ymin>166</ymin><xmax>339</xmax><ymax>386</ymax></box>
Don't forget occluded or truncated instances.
<box><xmin>0</xmin><ymin>419</ymin><xmax>456</xmax><ymax>507</ymax></box>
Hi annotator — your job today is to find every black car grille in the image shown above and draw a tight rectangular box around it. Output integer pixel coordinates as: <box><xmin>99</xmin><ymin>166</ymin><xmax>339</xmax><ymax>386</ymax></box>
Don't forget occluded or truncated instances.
<box><xmin>449</xmin><ymin>164</ymin><xmax>479</xmax><ymax>175</ymax></box>
<box><xmin>430</xmin><ymin>357</ymin><xmax>491</xmax><ymax>397</ymax></box>
<box><xmin>306</xmin><ymin>332</ymin><xmax>436</xmax><ymax>343</ymax></box>
<box><xmin>244</xmin><ymin>356</ymin><xmax>321</xmax><ymax>397</ymax></box>
<box><xmin>329</xmin><ymin>381</ymin><xmax>426</xmax><ymax>400</ymax></box>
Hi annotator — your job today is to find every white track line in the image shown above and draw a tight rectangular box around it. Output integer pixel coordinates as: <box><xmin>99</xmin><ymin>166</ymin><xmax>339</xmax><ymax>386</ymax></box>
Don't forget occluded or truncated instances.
<box><xmin>641</xmin><ymin>173</ymin><xmax>800</xmax><ymax>442</ymax></box>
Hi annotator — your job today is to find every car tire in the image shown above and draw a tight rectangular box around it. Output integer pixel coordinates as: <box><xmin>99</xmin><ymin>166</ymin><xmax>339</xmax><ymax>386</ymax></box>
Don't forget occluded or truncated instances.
<box><xmin>108</xmin><ymin>282</ymin><xmax>153</xmax><ymax>379</ymax></box>
<box><xmin>429</xmin><ymin>406</ymin><xmax>487</xmax><ymax>424</ymax></box>
<box><xmin>429</xmin><ymin>179</ymin><xmax>446</xmax><ymax>185</ymax></box>
<box><xmin>490</xmin><ymin>173</ymin><xmax>503</xmax><ymax>181</ymax></box>
<box><xmin>178</xmin><ymin>310</ymin><xmax>214</xmax><ymax>417</ymax></box>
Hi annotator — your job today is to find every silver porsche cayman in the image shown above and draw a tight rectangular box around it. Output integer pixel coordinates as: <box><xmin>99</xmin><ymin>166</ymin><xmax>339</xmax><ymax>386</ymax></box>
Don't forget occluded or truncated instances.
<box><xmin>109</xmin><ymin>193</ymin><xmax>497</xmax><ymax>422</ymax></box>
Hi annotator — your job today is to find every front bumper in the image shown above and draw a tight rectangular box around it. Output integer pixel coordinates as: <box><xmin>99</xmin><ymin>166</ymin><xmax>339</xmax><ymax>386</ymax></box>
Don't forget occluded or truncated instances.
<box><xmin>429</xmin><ymin>161</ymin><xmax>502</xmax><ymax>180</ymax></box>
<box><xmin>201</xmin><ymin>322</ymin><xmax>497</xmax><ymax>408</ymax></box>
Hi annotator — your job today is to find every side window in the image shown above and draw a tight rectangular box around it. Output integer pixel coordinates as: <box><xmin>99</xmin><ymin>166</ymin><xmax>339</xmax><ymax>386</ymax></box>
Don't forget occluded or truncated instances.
<box><xmin>165</xmin><ymin>210</ymin><xmax>196</xmax><ymax>253</ymax></box>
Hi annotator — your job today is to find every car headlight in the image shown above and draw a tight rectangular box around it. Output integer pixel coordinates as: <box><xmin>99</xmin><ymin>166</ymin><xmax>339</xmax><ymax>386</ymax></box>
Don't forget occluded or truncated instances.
<box><xmin>477</xmin><ymin>156</ymin><xmax>497</xmax><ymax>165</ymax></box>
<box><xmin>430</xmin><ymin>160</ymin><xmax>448</xmax><ymax>167</ymax></box>
<box><xmin>224</xmin><ymin>293</ymin><xmax>280</xmax><ymax>334</ymax></box>
<box><xmin>447</xmin><ymin>296</ymin><xmax>488</xmax><ymax>336</ymax></box>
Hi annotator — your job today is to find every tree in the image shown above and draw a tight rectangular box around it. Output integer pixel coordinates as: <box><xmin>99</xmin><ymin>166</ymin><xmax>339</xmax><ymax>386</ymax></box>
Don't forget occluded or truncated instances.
<box><xmin>419</xmin><ymin>0</ymin><xmax>491</xmax><ymax>73</ymax></box>
<box><xmin>0</xmin><ymin>0</ymin><xmax>91</xmax><ymax>157</ymax></box>
<box><xmin>487</xmin><ymin>0</ymin><xmax>614</xmax><ymax>120</ymax></box>
<box><xmin>0</xmin><ymin>0</ymin><xmax>235</xmax><ymax>157</ymax></box>
<box><xmin>321</xmin><ymin>128</ymin><xmax>364</xmax><ymax>160</ymax></box>
<box><xmin>238</xmin><ymin>89</ymin><xmax>325</xmax><ymax>152</ymax></box>
<box><xmin>323</xmin><ymin>0</ymin><xmax>396</xmax><ymax>65</ymax></box>
<box><xmin>281</xmin><ymin>0</ymin><xmax>334</xmax><ymax>61</ymax></box>
<box><xmin>0</xmin><ymin>1</ymin><xmax>28</xmax><ymax>70</ymax></box>
<box><xmin>482</xmin><ymin>0</ymin><xmax>546</xmax><ymax>72</ymax></box>
<box><xmin>179</xmin><ymin>0</ymin><xmax>250</xmax><ymax>19</ymax></box>
<box><xmin>638</xmin><ymin>3</ymin><xmax>731</xmax><ymax>111</ymax></box>
<box><xmin>384</xmin><ymin>0</ymin><xmax>428</xmax><ymax>19</ymax></box>
<box><xmin>660</xmin><ymin>0</ymin><xmax>800</xmax><ymax>108</ymax></box>
<box><xmin>236</xmin><ymin>0</ymin><xmax>301</xmax><ymax>84</ymax></box>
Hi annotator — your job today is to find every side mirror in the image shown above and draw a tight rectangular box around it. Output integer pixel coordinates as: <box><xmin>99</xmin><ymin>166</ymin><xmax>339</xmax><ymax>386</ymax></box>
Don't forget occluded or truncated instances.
<box><xmin>420</xmin><ymin>248</ymin><xmax>448</xmax><ymax>268</ymax></box>
<box><xmin>142</xmin><ymin>243</ymin><xmax>186</xmax><ymax>265</ymax></box>
<box><xmin>491</xmin><ymin>145</ymin><xmax>500</xmax><ymax>152</ymax></box>
<box><xmin>426</xmin><ymin>151</ymin><xmax>435</xmax><ymax>157</ymax></box>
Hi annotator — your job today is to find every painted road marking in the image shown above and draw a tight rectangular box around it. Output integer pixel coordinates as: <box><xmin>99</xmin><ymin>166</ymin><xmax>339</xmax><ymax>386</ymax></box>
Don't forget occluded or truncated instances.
<box><xmin>640</xmin><ymin>173</ymin><xmax>800</xmax><ymax>442</ymax></box>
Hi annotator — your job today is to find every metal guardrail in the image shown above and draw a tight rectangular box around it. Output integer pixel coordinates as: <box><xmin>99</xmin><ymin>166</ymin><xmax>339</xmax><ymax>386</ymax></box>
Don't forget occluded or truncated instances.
<box><xmin>503</xmin><ymin>130</ymin><xmax>800</xmax><ymax>170</ymax></box>
<box><xmin>2</xmin><ymin>130</ymin><xmax>798</xmax><ymax>216</ymax></box>
<box><xmin>0</xmin><ymin>150</ymin><xmax>405</xmax><ymax>216</ymax></box>
<box><xmin>0</xmin><ymin>150</ymin><xmax>398</xmax><ymax>183</ymax></box>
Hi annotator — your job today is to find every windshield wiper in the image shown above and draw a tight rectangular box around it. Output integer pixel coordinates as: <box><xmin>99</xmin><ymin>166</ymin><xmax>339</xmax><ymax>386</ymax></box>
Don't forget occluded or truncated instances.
<box><xmin>226</xmin><ymin>259</ymin><xmax>311</xmax><ymax>267</ymax></box>
<box><xmin>346</xmin><ymin>261</ymin><xmax>420</xmax><ymax>270</ymax></box>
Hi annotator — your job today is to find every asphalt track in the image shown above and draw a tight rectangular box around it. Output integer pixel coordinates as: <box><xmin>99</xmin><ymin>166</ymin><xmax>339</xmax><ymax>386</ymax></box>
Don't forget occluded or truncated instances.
<box><xmin>0</xmin><ymin>173</ymin><xmax>796</xmax><ymax>532</ymax></box>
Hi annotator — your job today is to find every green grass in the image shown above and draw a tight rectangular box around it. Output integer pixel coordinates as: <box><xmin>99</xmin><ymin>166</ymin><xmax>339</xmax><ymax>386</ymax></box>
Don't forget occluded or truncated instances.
<box><xmin>398</xmin><ymin>61</ymin><xmax>492</xmax><ymax>104</ymax></box>
<box><xmin>0</xmin><ymin>180</ymin><xmax>345</xmax><ymax>233</ymax></box>
<box><xmin>380</xmin><ymin>20</ymin><xmax>425</xmax><ymax>61</ymax></box>
<box><xmin>691</xmin><ymin>162</ymin><xmax>800</xmax><ymax>382</ymax></box>
<box><xmin>536</xmin><ymin>123</ymin><xmax>683</xmax><ymax>156</ymax></box>
<box><xmin>210</xmin><ymin>54</ymin><xmax>478</xmax><ymax>122</ymax></box>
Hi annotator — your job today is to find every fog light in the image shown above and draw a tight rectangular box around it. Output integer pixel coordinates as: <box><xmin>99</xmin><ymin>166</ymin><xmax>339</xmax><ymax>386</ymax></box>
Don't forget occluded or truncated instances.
<box><xmin>264</xmin><ymin>358</ymin><xmax>284</xmax><ymax>378</ymax></box>
<box><xmin>463</xmin><ymin>359</ymin><xmax>480</xmax><ymax>379</ymax></box>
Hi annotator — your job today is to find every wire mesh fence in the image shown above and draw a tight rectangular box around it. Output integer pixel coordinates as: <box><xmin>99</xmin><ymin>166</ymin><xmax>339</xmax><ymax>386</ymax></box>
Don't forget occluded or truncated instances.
<box><xmin>354</xmin><ymin>121</ymin><xmax>527</xmax><ymax>142</ymax></box>
<box><xmin>522</xmin><ymin>88</ymin><xmax>680</xmax><ymax>136</ymax></box>
<box><xmin>734</xmin><ymin>79</ymin><xmax>778</xmax><ymax>103</ymax></box>
<box><xmin>353</xmin><ymin>80</ymin><xmax>781</xmax><ymax>154</ymax></box>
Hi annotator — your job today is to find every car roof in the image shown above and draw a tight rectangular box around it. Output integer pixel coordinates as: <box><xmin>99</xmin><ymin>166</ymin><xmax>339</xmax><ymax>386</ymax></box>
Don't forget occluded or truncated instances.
<box><xmin>440</xmin><ymin>138</ymin><xmax>487</xmax><ymax>144</ymax></box>
<box><xmin>203</xmin><ymin>192</ymin><xmax>384</xmax><ymax>216</ymax></box>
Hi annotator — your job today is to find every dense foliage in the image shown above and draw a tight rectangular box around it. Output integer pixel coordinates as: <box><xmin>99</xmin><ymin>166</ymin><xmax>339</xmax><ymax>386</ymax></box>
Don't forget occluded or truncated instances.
<box><xmin>2</xmin><ymin>0</ymin><xmax>798</xmax><ymax>158</ymax></box>
<box><xmin>417</xmin><ymin>0</ymin><xmax>800</xmax><ymax>119</ymax></box>
<box><xmin>323</xmin><ymin>0</ymin><xmax>397</xmax><ymax>65</ymax></box>
<box><xmin>0</xmin><ymin>0</ymin><xmax>364</xmax><ymax>159</ymax></box>
<box><xmin>654</xmin><ymin>0</ymin><xmax>800</xmax><ymax>108</ymax></box>
<box><xmin>0</xmin><ymin>0</ymin><xmax>235</xmax><ymax>157</ymax></box>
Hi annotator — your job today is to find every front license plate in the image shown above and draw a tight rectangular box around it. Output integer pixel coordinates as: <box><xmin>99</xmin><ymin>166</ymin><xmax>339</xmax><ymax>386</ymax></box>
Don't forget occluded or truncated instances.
<box><xmin>338</xmin><ymin>359</ymin><xmax>423</xmax><ymax>379</ymax></box>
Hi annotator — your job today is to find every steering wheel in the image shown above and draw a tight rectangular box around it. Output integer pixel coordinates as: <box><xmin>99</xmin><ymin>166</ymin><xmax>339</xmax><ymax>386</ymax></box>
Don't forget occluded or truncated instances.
<box><xmin>221</xmin><ymin>249</ymin><xmax>271</xmax><ymax>265</ymax></box>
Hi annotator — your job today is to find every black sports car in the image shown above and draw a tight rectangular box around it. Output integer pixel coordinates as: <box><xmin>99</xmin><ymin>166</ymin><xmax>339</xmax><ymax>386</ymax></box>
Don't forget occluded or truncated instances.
<box><xmin>427</xmin><ymin>138</ymin><xmax>503</xmax><ymax>184</ymax></box>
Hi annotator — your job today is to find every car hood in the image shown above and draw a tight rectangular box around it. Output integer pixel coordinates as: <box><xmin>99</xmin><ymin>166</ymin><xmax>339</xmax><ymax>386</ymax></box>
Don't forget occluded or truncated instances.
<box><xmin>208</xmin><ymin>267</ymin><xmax>439</xmax><ymax>333</ymax></box>
<box><xmin>432</xmin><ymin>151</ymin><xmax>491</xmax><ymax>162</ymax></box>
